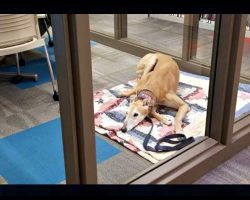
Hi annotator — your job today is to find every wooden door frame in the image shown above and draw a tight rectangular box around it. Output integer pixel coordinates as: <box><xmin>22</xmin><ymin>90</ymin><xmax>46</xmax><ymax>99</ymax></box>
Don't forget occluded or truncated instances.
<box><xmin>51</xmin><ymin>14</ymin><xmax>97</xmax><ymax>184</ymax></box>
<box><xmin>182</xmin><ymin>14</ymin><xmax>200</xmax><ymax>61</ymax></box>
<box><xmin>114</xmin><ymin>14</ymin><xmax>127</xmax><ymax>39</ymax></box>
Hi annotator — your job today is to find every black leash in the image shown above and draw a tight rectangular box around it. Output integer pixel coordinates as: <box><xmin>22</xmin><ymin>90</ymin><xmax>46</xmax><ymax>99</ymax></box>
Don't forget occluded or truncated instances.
<box><xmin>143</xmin><ymin>117</ymin><xmax>195</xmax><ymax>152</ymax></box>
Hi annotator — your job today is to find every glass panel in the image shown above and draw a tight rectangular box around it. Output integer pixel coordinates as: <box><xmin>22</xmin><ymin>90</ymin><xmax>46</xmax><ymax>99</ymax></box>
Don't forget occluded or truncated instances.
<box><xmin>127</xmin><ymin>14</ymin><xmax>184</xmax><ymax>57</ymax></box>
<box><xmin>91</xmin><ymin>14</ymin><xmax>218</xmax><ymax>183</ymax></box>
<box><xmin>235</xmin><ymin>17</ymin><xmax>250</xmax><ymax>122</ymax></box>
<box><xmin>191</xmin><ymin>14</ymin><xmax>216</xmax><ymax>66</ymax></box>
<box><xmin>89</xmin><ymin>14</ymin><xmax>114</xmax><ymax>36</ymax></box>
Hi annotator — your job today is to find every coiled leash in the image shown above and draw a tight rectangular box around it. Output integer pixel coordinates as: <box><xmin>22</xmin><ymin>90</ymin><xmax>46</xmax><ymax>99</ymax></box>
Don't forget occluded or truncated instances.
<box><xmin>143</xmin><ymin>117</ymin><xmax>195</xmax><ymax>152</ymax></box>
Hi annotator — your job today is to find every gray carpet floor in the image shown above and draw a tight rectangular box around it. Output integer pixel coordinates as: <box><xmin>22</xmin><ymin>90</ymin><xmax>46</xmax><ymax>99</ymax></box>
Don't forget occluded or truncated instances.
<box><xmin>195</xmin><ymin>145</ymin><xmax>250</xmax><ymax>184</ymax></box>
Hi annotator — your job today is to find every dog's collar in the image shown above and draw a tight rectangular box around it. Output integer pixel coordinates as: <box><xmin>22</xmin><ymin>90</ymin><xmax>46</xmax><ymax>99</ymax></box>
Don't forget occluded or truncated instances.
<box><xmin>137</xmin><ymin>89</ymin><xmax>156</xmax><ymax>107</ymax></box>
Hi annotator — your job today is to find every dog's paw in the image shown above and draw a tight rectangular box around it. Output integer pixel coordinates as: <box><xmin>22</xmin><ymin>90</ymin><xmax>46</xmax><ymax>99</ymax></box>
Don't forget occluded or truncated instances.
<box><xmin>173</xmin><ymin>129</ymin><xmax>185</xmax><ymax>141</ymax></box>
<box><xmin>161</xmin><ymin>117</ymin><xmax>172</xmax><ymax>126</ymax></box>
<box><xmin>173</xmin><ymin>121</ymin><xmax>184</xmax><ymax>132</ymax></box>
<box><xmin>117</xmin><ymin>93</ymin><xmax>124</xmax><ymax>98</ymax></box>
<box><xmin>117</xmin><ymin>92</ymin><xmax>128</xmax><ymax>98</ymax></box>
<box><xmin>118</xmin><ymin>90</ymin><xmax>132</xmax><ymax>98</ymax></box>
<box><xmin>175</xmin><ymin>129</ymin><xmax>184</xmax><ymax>134</ymax></box>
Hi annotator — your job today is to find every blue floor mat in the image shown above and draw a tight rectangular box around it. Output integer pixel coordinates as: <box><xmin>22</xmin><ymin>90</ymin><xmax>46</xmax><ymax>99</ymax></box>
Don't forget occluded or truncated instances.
<box><xmin>0</xmin><ymin>118</ymin><xmax>120</xmax><ymax>184</ymax></box>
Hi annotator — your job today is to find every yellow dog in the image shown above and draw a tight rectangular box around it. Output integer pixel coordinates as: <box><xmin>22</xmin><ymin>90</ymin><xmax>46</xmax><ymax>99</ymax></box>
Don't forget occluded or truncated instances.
<box><xmin>120</xmin><ymin>53</ymin><xmax>190</xmax><ymax>133</ymax></box>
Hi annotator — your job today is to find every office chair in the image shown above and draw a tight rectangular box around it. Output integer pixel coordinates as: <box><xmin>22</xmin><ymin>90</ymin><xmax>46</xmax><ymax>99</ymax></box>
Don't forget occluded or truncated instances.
<box><xmin>0</xmin><ymin>15</ymin><xmax>54</xmax><ymax>69</ymax></box>
<box><xmin>0</xmin><ymin>14</ymin><xmax>59</xmax><ymax>101</ymax></box>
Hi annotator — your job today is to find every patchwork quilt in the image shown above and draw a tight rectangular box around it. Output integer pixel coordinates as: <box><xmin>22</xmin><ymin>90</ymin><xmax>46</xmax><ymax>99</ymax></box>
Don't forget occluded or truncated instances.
<box><xmin>94</xmin><ymin>71</ymin><xmax>250</xmax><ymax>163</ymax></box>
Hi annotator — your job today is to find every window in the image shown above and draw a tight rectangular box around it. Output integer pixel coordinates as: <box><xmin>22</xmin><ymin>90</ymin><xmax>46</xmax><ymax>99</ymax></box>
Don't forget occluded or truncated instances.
<box><xmin>235</xmin><ymin>18</ymin><xmax>250</xmax><ymax>122</ymax></box>
<box><xmin>89</xmin><ymin>14</ymin><xmax>114</xmax><ymax>36</ymax></box>
<box><xmin>127</xmin><ymin>14</ymin><xmax>184</xmax><ymax>57</ymax></box>
<box><xmin>91</xmin><ymin>14</ymin><xmax>217</xmax><ymax>183</ymax></box>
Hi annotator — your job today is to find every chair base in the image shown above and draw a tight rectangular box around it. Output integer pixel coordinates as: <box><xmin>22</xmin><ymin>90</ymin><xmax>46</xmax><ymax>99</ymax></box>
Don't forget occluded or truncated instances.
<box><xmin>11</xmin><ymin>75</ymin><xmax>23</xmax><ymax>84</ymax></box>
<box><xmin>0</xmin><ymin>72</ymin><xmax>59</xmax><ymax>102</ymax></box>
<box><xmin>0</xmin><ymin>72</ymin><xmax>38</xmax><ymax>82</ymax></box>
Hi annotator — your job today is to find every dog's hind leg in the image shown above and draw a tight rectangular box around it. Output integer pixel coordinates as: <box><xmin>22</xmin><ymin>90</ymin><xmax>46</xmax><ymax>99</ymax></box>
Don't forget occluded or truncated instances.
<box><xmin>164</xmin><ymin>93</ymin><xmax>191</xmax><ymax>133</ymax></box>
<box><xmin>136</xmin><ymin>53</ymin><xmax>157</xmax><ymax>78</ymax></box>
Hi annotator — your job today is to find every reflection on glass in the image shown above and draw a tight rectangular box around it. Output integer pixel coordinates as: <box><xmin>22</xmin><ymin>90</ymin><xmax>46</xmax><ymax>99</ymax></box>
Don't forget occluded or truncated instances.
<box><xmin>89</xmin><ymin>14</ymin><xmax>114</xmax><ymax>36</ymax></box>
<box><xmin>127</xmin><ymin>14</ymin><xmax>184</xmax><ymax>57</ymax></box>
<box><xmin>235</xmin><ymin>19</ymin><xmax>250</xmax><ymax>122</ymax></box>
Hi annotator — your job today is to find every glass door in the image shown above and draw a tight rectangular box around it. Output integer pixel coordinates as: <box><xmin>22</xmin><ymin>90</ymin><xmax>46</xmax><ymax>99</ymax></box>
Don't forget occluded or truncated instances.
<box><xmin>51</xmin><ymin>14</ymin><xmax>250</xmax><ymax>184</ymax></box>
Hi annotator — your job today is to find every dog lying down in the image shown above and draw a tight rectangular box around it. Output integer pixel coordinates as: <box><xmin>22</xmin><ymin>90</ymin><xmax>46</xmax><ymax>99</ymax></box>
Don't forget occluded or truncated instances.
<box><xmin>120</xmin><ymin>53</ymin><xmax>191</xmax><ymax>134</ymax></box>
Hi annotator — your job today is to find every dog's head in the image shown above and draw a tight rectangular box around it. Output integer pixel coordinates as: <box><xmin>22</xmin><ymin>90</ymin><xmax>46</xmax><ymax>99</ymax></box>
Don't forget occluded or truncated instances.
<box><xmin>121</xmin><ymin>95</ymin><xmax>151</xmax><ymax>133</ymax></box>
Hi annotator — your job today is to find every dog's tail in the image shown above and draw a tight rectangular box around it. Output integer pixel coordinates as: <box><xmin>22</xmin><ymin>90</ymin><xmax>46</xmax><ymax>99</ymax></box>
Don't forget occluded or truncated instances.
<box><xmin>136</xmin><ymin>53</ymin><xmax>158</xmax><ymax>78</ymax></box>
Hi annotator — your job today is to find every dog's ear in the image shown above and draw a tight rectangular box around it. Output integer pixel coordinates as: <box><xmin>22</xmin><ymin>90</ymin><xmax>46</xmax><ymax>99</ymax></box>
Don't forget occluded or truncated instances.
<box><xmin>142</xmin><ymin>98</ymin><xmax>150</xmax><ymax>107</ymax></box>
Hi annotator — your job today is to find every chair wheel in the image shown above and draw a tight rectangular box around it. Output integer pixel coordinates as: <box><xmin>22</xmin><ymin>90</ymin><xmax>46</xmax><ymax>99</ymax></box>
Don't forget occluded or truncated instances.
<box><xmin>33</xmin><ymin>74</ymin><xmax>38</xmax><ymax>82</ymax></box>
<box><xmin>48</xmin><ymin>40</ymin><xmax>54</xmax><ymax>47</ymax></box>
<box><xmin>19</xmin><ymin>59</ymin><xmax>26</xmax><ymax>66</ymax></box>
<box><xmin>53</xmin><ymin>91</ymin><xmax>59</xmax><ymax>101</ymax></box>
<box><xmin>11</xmin><ymin>75</ymin><xmax>23</xmax><ymax>84</ymax></box>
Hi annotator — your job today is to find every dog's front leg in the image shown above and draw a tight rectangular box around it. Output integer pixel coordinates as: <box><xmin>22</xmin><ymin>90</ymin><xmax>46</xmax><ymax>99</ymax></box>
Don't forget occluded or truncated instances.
<box><xmin>164</xmin><ymin>93</ymin><xmax>191</xmax><ymax>133</ymax></box>
<box><xmin>149</xmin><ymin>106</ymin><xmax>171</xmax><ymax>125</ymax></box>
<box><xmin>119</xmin><ymin>88</ymin><xmax>136</xmax><ymax>97</ymax></box>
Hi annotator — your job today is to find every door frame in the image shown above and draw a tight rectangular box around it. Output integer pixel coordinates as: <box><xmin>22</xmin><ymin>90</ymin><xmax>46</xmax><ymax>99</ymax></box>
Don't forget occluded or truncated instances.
<box><xmin>51</xmin><ymin>14</ymin><xmax>97</xmax><ymax>184</ymax></box>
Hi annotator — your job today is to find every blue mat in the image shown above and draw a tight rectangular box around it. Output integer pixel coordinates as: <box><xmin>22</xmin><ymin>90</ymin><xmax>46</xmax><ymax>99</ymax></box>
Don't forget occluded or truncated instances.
<box><xmin>0</xmin><ymin>118</ymin><xmax>120</xmax><ymax>184</ymax></box>
<box><xmin>0</xmin><ymin>39</ymin><xmax>97</xmax><ymax>90</ymax></box>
